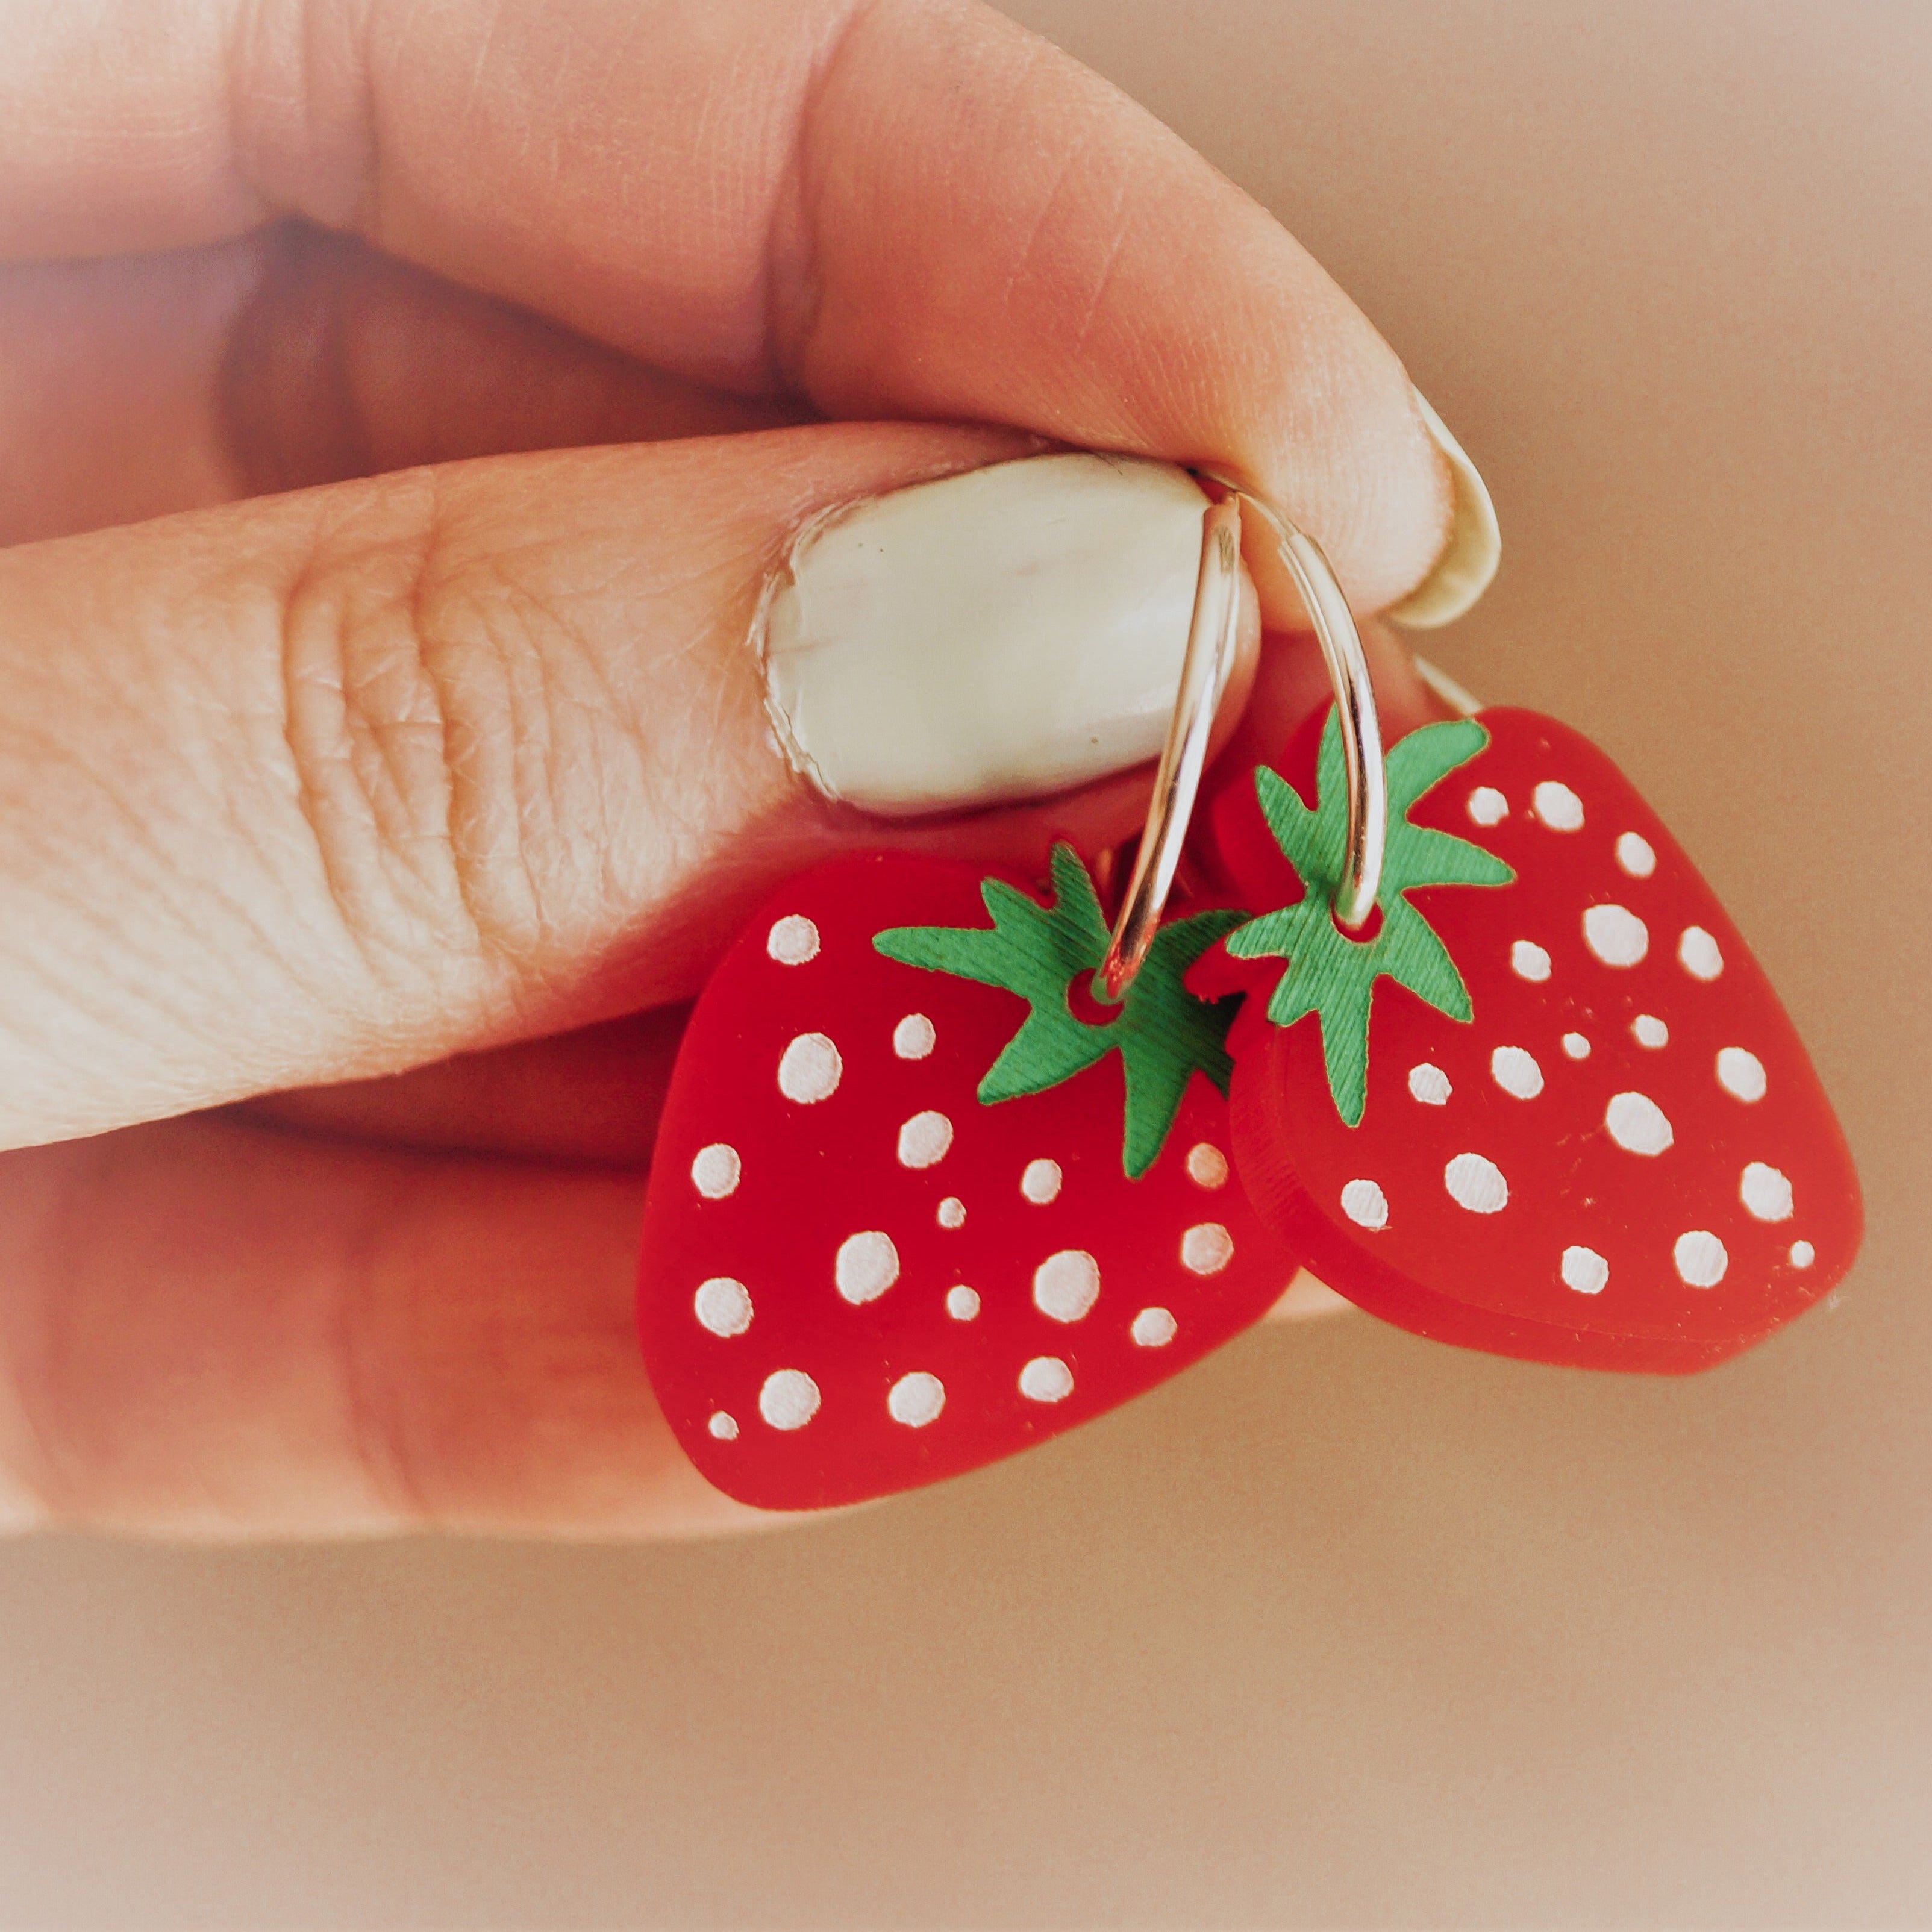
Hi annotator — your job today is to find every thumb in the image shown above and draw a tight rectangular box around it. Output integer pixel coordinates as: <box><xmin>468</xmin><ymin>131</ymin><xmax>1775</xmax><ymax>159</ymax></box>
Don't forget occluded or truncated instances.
<box><xmin>0</xmin><ymin>428</ymin><xmax>1269</xmax><ymax>1147</ymax></box>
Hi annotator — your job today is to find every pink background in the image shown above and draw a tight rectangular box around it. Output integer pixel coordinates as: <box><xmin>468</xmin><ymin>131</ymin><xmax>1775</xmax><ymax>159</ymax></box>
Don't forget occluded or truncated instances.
<box><xmin>1</xmin><ymin>2</ymin><xmax>1927</xmax><ymax>1922</ymax></box>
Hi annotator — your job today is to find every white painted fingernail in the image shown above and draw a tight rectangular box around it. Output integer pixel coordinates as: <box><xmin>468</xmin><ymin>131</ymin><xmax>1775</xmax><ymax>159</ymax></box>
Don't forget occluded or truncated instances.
<box><xmin>1387</xmin><ymin>388</ymin><xmax>1501</xmax><ymax>629</ymax></box>
<box><xmin>759</xmin><ymin>452</ymin><xmax>1211</xmax><ymax>816</ymax></box>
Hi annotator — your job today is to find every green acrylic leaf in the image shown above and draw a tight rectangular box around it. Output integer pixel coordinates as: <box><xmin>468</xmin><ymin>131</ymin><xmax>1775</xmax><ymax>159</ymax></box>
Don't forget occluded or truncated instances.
<box><xmin>875</xmin><ymin>844</ymin><xmax>1245</xmax><ymax>1178</ymax></box>
<box><xmin>1224</xmin><ymin>710</ymin><xmax>1512</xmax><ymax>1126</ymax></box>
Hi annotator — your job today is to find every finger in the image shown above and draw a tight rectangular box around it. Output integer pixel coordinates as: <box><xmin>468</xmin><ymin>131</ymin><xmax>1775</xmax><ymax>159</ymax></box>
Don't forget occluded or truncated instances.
<box><xmin>0</xmin><ymin>1113</ymin><xmax>756</xmax><ymax>1537</ymax></box>
<box><xmin>0</xmin><ymin>226</ymin><xmax>808</xmax><ymax>545</ymax></box>
<box><xmin>240</xmin><ymin>1004</ymin><xmax>692</xmax><ymax>1168</ymax></box>
<box><xmin>0</xmin><ymin>234</ymin><xmax>256</xmax><ymax>543</ymax></box>
<box><xmin>0</xmin><ymin>425</ymin><xmax>1263</xmax><ymax>1147</ymax></box>
<box><xmin>0</xmin><ymin>1105</ymin><xmax>1342</xmax><ymax>1539</ymax></box>
<box><xmin>0</xmin><ymin>0</ymin><xmax>1449</xmax><ymax>609</ymax></box>
<box><xmin>233</xmin><ymin>619</ymin><xmax>1444</xmax><ymax>1172</ymax></box>
<box><xmin>221</xmin><ymin>224</ymin><xmax>813</xmax><ymax>496</ymax></box>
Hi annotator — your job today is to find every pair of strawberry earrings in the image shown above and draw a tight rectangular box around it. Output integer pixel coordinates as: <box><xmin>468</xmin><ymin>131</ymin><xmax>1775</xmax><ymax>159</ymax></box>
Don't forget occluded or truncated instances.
<box><xmin>637</xmin><ymin>478</ymin><xmax>1862</xmax><ymax>1511</ymax></box>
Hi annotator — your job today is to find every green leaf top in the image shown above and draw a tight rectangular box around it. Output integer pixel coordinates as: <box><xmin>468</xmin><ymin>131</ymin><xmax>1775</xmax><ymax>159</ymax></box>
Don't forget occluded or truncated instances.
<box><xmin>1224</xmin><ymin>710</ymin><xmax>1513</xmax><ymax>1126</ymax></box>
<box><xmin>874</xmin><ymin>844</ymin><xmax>1245</xmax><ymax>1178</ymax></box>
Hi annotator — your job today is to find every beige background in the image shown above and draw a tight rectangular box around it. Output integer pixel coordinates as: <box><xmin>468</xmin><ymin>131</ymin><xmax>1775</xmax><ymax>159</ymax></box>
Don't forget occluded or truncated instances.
<box><xmin>2</xmin><ymin>2</ymin><xmax>1928</xmax><ymax>1924</ymax></box>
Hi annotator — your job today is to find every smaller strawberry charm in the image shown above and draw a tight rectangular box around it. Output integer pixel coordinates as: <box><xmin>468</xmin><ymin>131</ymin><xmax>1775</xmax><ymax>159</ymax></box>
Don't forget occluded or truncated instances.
<box><xmin>637</xmin><ymin>846</ymin><xmax>1299</xmax><ymax>1510</ymax></box>
<box><xmin>1203</xmin><ymin>702</ymin><xmax>1862</xmax><ymax>1373</ymax></box>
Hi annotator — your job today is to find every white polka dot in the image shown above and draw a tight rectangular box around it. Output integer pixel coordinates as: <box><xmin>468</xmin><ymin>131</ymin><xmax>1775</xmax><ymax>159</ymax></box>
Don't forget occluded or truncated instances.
<box><xmin>1131</xmin><ymin>1307</ymin><xmax>1178</xmax><ymax>1348</ymax></box>
<box><xmin>1631</xmin><ymin>1014</ymin><xmax>1669</xmax><ymax>1048</ymax></box>
<box><xmin>1019</xmin><ymin>1357</ymin><xmax>1074</xmax><ymax>1404</ymax></box>
<box><xmin>1466</xmin><ymin>786</ymin><xmax>1508</xmax><ymax>827</ymax></box>
<box><xmin>1716</xmin><ymin>1046</ymin><xmax>1767</xmax><ymax>1102</ymax></box>
<box><xmin>707</xmin><ymin>1411</ymin><xmax>739</xmax><ymax>1441</ymax></box>
<box><xmin>690</xmin><ymin>1143</ymin><xmax>741</xmax><ymax>1199</ymax></box>
<box><xmin>1563</xmin><ymin>1032</ymin><xmax>1592</xmax><ymax>1060</ymax></box>
<box><xmin>834</xmin><ymin>1230</ymin><xmax>899</xmax><ymax>1304</ymax></box>
<box><xmin>777</xmin><ymin>1031</ymin><xmax>842</xmax><ymax>1104</ymax></box>
<box><xmin>1512</xmin><ymin>940</ymin><xmax>1552</xmax><ymax>983</ymax></box>
<box><xmin>896</xmin><ymin>1109</ymin><xmax>954</xmax><ymax>1169</ymax></box>
<box><xmin>1741</xmin><ymin>1161</ymin><xmax>1794</xmax><ymax>1222</ymax></box>
<box><xmin>758</xmin><ymin>1369</ymin><xmax>821</xmax><ymax>1430</ymax></box>
<box><xmin>945</xmin><ymin>1284</ymin><xmax>980</xmax><ymax>1321</ymax></box>
<box><xmin>1445</xmin><ymin>1152</ymin><xmax>1509</xmax><ymax>1214</ymax></box>
<box><xmin>1185</xmin><ymin>1143</ymin><xmax>1229</xmax><ymax>1189</ymax></box>
<box><xmin>1562</xmin><ymin>1246</ymin><xmax>1610</xmax><ymax>1295</ymax></box>
<box><xmin>1033</xmin><ymin>1249</ymin><xmax>1100</xmax><ymax>1322</ymax></box>
<box><xmin>1679</xmin><ymin>925</ymin><xmax>1724</xmax><ymax>981</ymax></box>
<box><xmin>1790</xmin><ymin>1240</ymin><xmax>1815</xmax><ymax>1268</ymax></box>
<box><xmin>1181</xmin><ymin>1224</ymin><xmax>1234</xmax><ymax>1275</ymax></box>
<box><xmin>1408</xmin><ymin>1063</ymin><xmax>1452</xmax><ymax>1105</ymax></box>
<box><xmin>1533</xmin><ymin>781</ymin><xmax>1584</xmax><ymax>831</ymax></box>
<box><xmin>1490</xmin><ymin>1045</ymin><xmax>1545</xmax><ymax>1099</ymax></box>
<box><xmin>893</xmin><ymin>1012</ymin><xmax>936</xmax><ymax>1059</ymax></box>
<box><xmin>937</xmin><ymin>1196</ymin><xmax>966</xmax><ymax>1230</ymax></box>
<box><xmin>693</xmin><ymin>1277</ymin><xmax>753</xmax><ymax>1337</ymax></box>
<box><xmin>1021</xmin><ymin>1158</ymin><xmax>1063</xmax><ymax>1204</ymax></box>
<box><xmin>1605</xmin><ymin>1090</ymin><xmax>1674</xmax><ymax>1156</ymax></box>
<box><xmin>1616</xmin><ymin>832</ymin><xmax>1657</xmax><ymax>878</ymax></box>
<box><xmin>887</xmin><ymin>1371</ymin><xmax>946</xmax><ymax>1428</ymax></box>
<box><xmin>1583</xmin><ymin>903</ymin><xmax>1649</xmax><ymax>968</ymax></box>
<box><xmin>1674</xmin><ymin>1230</ymin><xmax>1728</xmax><ymax>1289</ymax></box>
<box><xmin>766</xmin><ymin>914</ymin><xmax>820</xmax><ymax>964</ymax></box>
<box><xmin>1340</xmin><ymin>1178</ymin><xmax>1389</xmax><ymax>1230</ymax></box>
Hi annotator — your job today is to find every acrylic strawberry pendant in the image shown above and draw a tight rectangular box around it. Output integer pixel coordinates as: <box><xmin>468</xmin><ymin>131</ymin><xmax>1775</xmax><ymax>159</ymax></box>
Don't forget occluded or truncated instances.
<box><xmin>637</xmin><ymin>845</ymin><xmax>1301</xmax><ymax>1509</ymax></box>
<box><xmin>1202</xmin><ymin>704</ymin><xmax>1862</xmax><ymax>1374</ymax></box>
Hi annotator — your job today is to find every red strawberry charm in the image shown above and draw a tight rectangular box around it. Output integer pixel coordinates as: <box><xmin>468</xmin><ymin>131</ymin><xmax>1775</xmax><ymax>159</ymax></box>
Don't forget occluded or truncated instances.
<box><xmin>1204</xmin><ymin>704</ymin><xmax>1862</xmax><ymax>1374</ymax></box>
<box><xmin>637</xmin><ymin>845</ymin><xmax>1301</xmax><ymax>1509</ymax></box>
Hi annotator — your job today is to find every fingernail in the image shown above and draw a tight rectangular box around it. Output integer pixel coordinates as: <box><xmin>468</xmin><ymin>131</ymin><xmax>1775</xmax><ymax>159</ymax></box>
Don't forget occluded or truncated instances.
<box><xmin>1386</xmin><ymin>388</ymin><xmax>1501</xmax><ymax>629</ymax></box>
<box><xmin>759</xmin><ymin>452</ymin><xmax>1211</xmax><ymax>816</ymax></box>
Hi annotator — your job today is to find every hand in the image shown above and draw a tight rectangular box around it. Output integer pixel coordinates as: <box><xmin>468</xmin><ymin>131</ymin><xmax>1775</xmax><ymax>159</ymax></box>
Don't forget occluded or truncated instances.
<box><xmin>0</xmin><ymin>0</ymin><xmax>1458</xmax><ymax>1537</ymax></box>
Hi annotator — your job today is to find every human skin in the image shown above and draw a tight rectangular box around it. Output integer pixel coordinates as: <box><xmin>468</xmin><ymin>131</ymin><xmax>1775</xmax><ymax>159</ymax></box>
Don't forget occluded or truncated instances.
<box><xmin>0</xmin><ymin>0</ymin><xmax>1455</xmax><ymax>1537</ymax></box>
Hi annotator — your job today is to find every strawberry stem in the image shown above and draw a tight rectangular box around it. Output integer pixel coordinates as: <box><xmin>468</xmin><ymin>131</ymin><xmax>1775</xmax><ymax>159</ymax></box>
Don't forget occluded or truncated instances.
<box><xmin>875</xmin><ymin>844</ymin><xmax>1245</xmax><ymax>1178</ymax></box>
<box><xmin>1224</xmin><ymin>708</ymin><xmax>1513</xmax><ymax>1127</ymax></box>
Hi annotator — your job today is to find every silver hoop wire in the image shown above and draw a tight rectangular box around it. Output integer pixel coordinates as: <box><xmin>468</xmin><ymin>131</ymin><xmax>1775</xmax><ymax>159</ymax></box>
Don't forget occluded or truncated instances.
<box><xmin>1227</xmin><ymin>485</ymin><xmax>1388</xmax><ymax>931</ymax></box>
<box><xmin>1097</xmin><ymin>480</ymin><xmax>1388</xmax><ymax>999</ymax></box>
<box><xmin>1097</xmin><ymin>494</ymin><xmax>1242</xmax><ymax>1000</ymax></box>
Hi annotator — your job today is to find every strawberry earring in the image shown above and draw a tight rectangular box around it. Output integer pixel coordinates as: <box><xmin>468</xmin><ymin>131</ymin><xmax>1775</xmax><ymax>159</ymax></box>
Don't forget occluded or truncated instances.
<box><xmin>1195</xmin><ymin>487</ymin><xmax>1862</xmax><ymax>1376</ymax></box>
<box><xmin>637</xmin><ymin>477</ymin><xmax>1862</xmax><ymax>1510</ymax></box>
<box><xmin>637</xmin><ymin>494</ymin><xmax>1297</xmax><ymax>1510</ymax></box>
